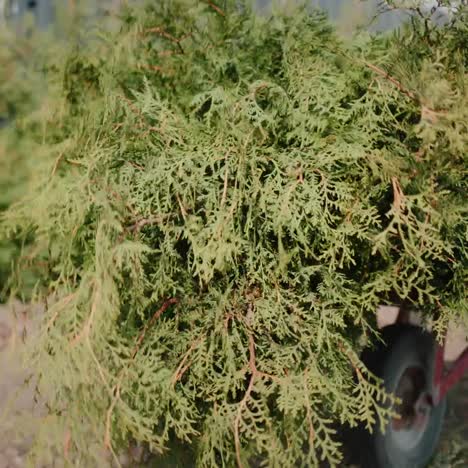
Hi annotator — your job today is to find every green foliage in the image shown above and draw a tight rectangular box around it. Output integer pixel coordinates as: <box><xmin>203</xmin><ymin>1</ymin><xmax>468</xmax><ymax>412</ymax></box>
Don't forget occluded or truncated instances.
<box><xmin>0</xmin><ymin>0</ymin><xmax>123</xmax><ymax>298</ymax></box>
<box><xmin>0</xmin><ymin>28</ymin><xmax>50</xmax><ymax>297</ymax></box>
<box><xmin>0</xmin><ymin>0</ymin><xmax>466</xmax><ymax>466</ymax></box>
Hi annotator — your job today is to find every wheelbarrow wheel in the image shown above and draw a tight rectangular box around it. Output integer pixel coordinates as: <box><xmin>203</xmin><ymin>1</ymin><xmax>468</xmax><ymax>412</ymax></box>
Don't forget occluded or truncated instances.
<box><xmin>356</xmin><ymin>324</ymin><xmax>447</xmax><ymax>468</ymax></box>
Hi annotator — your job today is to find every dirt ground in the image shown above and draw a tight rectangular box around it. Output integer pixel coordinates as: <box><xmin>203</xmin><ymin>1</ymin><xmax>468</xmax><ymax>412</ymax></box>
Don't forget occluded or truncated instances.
<box><xmin>0</xmin><ymin>303</ymin><xmax>466</xmax><ymax>467</ymax></box>
<box><xmin>431</xmin><ymin>365</ymin><xmax>468</xmax><ymax>467</ymax></box>
<box><xmin>0</xmin><ymin>302</ymin><xmax>47</xmax><ymax>468</ymax></box>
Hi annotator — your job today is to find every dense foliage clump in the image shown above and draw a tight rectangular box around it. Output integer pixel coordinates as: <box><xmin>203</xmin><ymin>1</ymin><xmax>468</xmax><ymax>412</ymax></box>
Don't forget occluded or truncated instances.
<box><xmin>0</xmin><ymin>1</ymin><xmax>466</xmax><ymax>465</ymax></box>
<box><xmin>0</xmin><ymin>29</ymin><xmax>51</xmax><ymax>296</ymax></box>
<box><xmin>0</xmin><ymin>0</ymin><xmax>122</xmax><ymax>296</ymax></box>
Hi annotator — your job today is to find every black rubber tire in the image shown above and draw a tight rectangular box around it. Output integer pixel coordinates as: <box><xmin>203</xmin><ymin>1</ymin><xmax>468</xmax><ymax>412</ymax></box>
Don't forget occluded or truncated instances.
<box><xmin>356</xmin><ymin>324</ymin><xmax>447</xmax><ymax>468</ymax></box>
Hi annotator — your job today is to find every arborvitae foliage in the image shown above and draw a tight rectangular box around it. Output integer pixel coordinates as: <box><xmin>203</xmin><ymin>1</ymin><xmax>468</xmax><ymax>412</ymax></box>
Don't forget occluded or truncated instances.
<box><xmin>0</xmin><ymin>1</ymin><xmax>466</xmax><ymax>466</ymax></box>
<box><xmin>0</xmin><ymin>28</ymin><xmax>51</xmax><ymax>297</ymax></box>
<box><xmin>0</xmin><ymin>0</ymin><xmax>121</xmax><ymax>297</ymax></box>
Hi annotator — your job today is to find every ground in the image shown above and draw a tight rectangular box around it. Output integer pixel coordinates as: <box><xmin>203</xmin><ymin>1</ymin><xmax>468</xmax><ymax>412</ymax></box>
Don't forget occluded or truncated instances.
<box><xmin>431</xmin><ymin>373</ymin><xmax>468</xmax><ymax>467</ymax></box>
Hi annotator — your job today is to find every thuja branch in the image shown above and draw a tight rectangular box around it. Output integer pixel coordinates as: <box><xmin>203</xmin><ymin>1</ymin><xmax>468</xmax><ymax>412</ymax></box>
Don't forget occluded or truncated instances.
<box><xmin>364</xmin><ymin>61</ymin><xmax>446</xmax><ymax>123</ymax></box>
<box><xmin>363</xmin><ymin>60</ymin><xmax>446</xmax><ymax>121</ymax></box>
<box><xmin>130</xmin><ymin>298</ymin><xmax>178</xmax><ymax>359</ymax></box>
<box><xmin>143</xmin><ymin>27</ymin><xmax>192</xmax><ymax>54</ymax></box>
<box><xmin>234</xmin><ymin>331</ymin><xmax>278</xmax><ymax>468</ymax></box>
<box><xmin>104</xmin><ymin>298</ymin><xmax>178</xmax><ymax>451</ymax></box>
<box><xmin>2</xmin><ymin>1</ymin><xmax>465</xmax><ymax>465</ymax></box>
<box><xmin>171</xmin><ymin>335</ymin><xmax>205</xmax><ymax>386</ymax></box>
<box><xmin>303</xmin><ymin>370</ymin><xmax>315</xmax><ymax>448</ymax></box>
<box><xmin>205</xmin><ymin>1</ymin><xmax>226</xmax><ymax>16</ymax></box>
<box><xmin>363</xmin><ymin>61</ymin><xmax>416</xmax><ymax>101</ymax></box>
<box><xmin>234</xmin><ymin>333</ymin><xmax>257</xmax><ymax>468</ymax></box>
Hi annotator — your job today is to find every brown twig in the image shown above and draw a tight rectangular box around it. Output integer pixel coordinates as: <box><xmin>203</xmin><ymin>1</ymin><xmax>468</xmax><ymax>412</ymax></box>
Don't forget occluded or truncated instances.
<box><xmin>46</xmin><ymin>293</ymin><xmax>76</xmax><ymax>331</ymax></box>
<box><xmin>176</xmin><ymin>194</ymin><xmax>188</xmax><ymax>220</ymax></box>
<box><xmin>363</xmin><ymin>60</ymin><xmax>447</xmax><ymax>123</ymax></box>
<box><xmin>143</xmin><ymin>27</ymin><xmax>191</xmax><ymax>54</ymax></box>
<box><xmin>105</xmin><ymin>186</ymin><xmax>137</xmax><ymax>218</ymax></box>
<box><xmin>234</xmin><ymin>332</ymin><xmax>278</xmax><ymax>468</ymax></box>
<box><xmin>234</xmin><ymin>371</ymin><xmax>255</xmax><ymax>468</ymax></box>
<box><xmin>66</xmin><ymin>159</ymin><xmax>86</xmax><ymax>167</ymax></box>
<box><xmin>363</xmin><ymin>61</ymin><xmax>416</xmax><ymax>101</ymax></box>
<box><xmin>130</xmin><ymin>298</ymin><xmax>178</xmax><ymax>359</ymax></box>
<box><xmin>104</xmin><ymin>298</ymin><xmax>178</xmax><ymax>451</ymax></box>
<box><xmin>205</xmin><ymin>1</ymin><xmax>226</xmax><ymax>16</ymax></box>
<box><xmin>171</xmin><ymin>336</ymin><xmax>205</xmax><ymax>386</ymax></box>
<box><xmin>117</xmin><ymin>95</ymin><xmax>164</xmax><ymax>138</ymax></box>
<box><xmin>51</xmin><ymin>152</ymin><xmax>65</xmax><ymax>177</ymax></box>
<box><xmin>129</xmin><ymin>215</ymin><xmax>166</xmax><ymax>233</ymax></box>
<box><xmin>144</xmin><ymin>27</ymin><xmax>192</xmax><ymax>44</ymax></box>
<box><xmin>137</xmin><ymin>63</ymin><xmax>167</xmax><ymax>74</ymax></box>
<box><xmin>121</xmin><ymin>95</ymin><xmax>144</xmax><ymax>120</ymax></box>
<box><xmin>302</xmin><ymin>371</ymin><xmax>315</xmax><ymax>448</ymax></box>
<box><xmin>158</xmin><ymin>49</ymin><xmax>180</xmax><ymax>58</ymax></box>
<box><xmin>70</xmin><ymin>285</ymin><xmax>99</xmax><ymax>346</ymax></box>
<box><xmin>421</xmin><ymin>105</ymin><xmax>444</xmax><ymax>123</ymax></box>
<box><xmin>128</xmin><ymin>161</ymin><xmax>145</xmax><ymax>170</ymax></box>
<box><xmin>338</xmin><ymin>341</ymin><xmax>365</xmax><ymax>382</ymax></box>
<box><xmin>221</xmin><ymin>163</ymin><xmax>229</xmax><ymax>207</ymax></box>
<box><xmin>391</xmin><ymin>177</ymin><xmax>405</xmax><ymax>211</ymax></box>
<box><xmin>104</xmin><ymin>385</ymin><xmax>121</xmax><ymax>451</ymax></box>
<box><xmin>63</xmin><ymin>428</ymin><xmax>72</xmax><ymax>459</ymax></box>
<box><xmin>68</xmin><ymin>285</ymin><xmax>114</xmax><ymax>400</ymax></box>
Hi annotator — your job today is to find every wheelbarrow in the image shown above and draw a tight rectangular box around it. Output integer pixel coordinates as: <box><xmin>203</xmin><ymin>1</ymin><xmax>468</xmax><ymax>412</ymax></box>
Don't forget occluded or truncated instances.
<box><xmin>351</xmin><ymin>306</ymin><xmax>468</xmax><ymax>468</ymax></box>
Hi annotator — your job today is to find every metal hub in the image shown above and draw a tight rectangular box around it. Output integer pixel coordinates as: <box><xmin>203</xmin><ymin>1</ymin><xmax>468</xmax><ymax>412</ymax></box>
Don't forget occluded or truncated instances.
<box><xmin>391</xmin><ymin>366</ymin><xmax>433</xmax><ymax>450</ymax></box>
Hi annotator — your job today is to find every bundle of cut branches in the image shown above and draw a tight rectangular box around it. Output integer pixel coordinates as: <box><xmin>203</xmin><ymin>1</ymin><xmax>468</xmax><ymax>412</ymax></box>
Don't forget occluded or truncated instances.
<box><xmin>0</xmin><ymin>1</ymin><xmax>466</xmax><ymax>465</ymax></box>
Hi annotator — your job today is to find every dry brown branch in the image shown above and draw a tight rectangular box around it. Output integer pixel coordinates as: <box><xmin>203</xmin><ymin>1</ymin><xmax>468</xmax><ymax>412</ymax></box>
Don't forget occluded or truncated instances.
<box><xmin>137</xmin><ymin>63</ymin><xmax>168</xmax><ymax>74</ymax></box>
<box><xmin>337</xmin><ymin>340</ymin><xmax>365</xmax><ymax>382</ymax></box>
<box><xmin>64</xmin><ymin>159</ymin><xmax>86</xmax><ymax>167</ymax></box>
<box><xmin>130</xmin><ymin>298</ymin><xmax>178</xmax><ymax>359</ymax></box>
<box><xmin>205</xmin><ymin>1</ymin><xmax>226</xmax><ymax>16</ymax></box>
<box><xmin>234</xmin><ymin>371</ymin><xmax>255</xmax><ymax>468</ymax></box>
<box><xmin>143</xmin><ymin>27</ymin><xmax>178</xmax><ymax>43</ymax></box>
<box><xmin>158</xmin><ymin>49</ymin><xmax>180</xmax><ymax>57</ymax></box>
<box><xmin>176</xmin><ymin>193</ymin><xmax>188</xmax><ymax>220</ymax></box>
<box><xmin>51</xmin><ymin>152</ymin><xmax>65</xmax><ymax>177</ymax></box>
<box><xmin>363</xmin><ymin>61</ymin><xmax>447</xmax><ymax>124</ymax></box>
<box><xmin>121</xmin><ymin>95</ymin><xmax>144</xmax><ymax>119</ymax></box>
<box><xmin>130</xmin><ymin>215</ymin><xmax>166</xmax><ymax>233</ymax></box>
<box><xmin>142</xmin><ymin>27</ymin><xmax>191</xmax><ymax>54</ymax></box>
<box><xmin>391</xmin><ymin>177</ymin><xmax>405</xmax><ymax>211</ymax></box>
<box><xmin>144</xmin><ymin>27</ymin><xmax>192</xmax><ymax>44</ymax></box>
<box><xmin>126</xmin><ymin>161</ymin><xmax>145</xmax><ymax>171</ymax></box>
<box><xmin>117</xmin><ymin>94</ymin><xmax>165</xmax><ymax>137</ymax></box>
<box><xmin>421</xmin><ymin>105</ymin><xmax>445</xmax><ymax>123</ymax></box>
<box><xmin>363</xmin><ymin>61</ymin><xmax>416</xmax><ymax>101</ymax></box>
<box><xmin>234</xmin><ymin>330</ymin><xmax>278</xmax><ymax>468</ymax></box>
<box><xmin>104</xmin><ymin>385</ymin><xmax>121</xmax><ymax>450</ymax></box>
<box><xmin>221</xmin><ymin>163</ymin><xmax>229</xmax><ymax>207</ymax></box>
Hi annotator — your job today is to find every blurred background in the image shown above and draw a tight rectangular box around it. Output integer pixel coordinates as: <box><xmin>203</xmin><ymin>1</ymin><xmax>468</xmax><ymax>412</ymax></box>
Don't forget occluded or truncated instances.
<box><xmin>0</xmin><ymin>0</ymin><xmax>459</xmax><ymax>34</ymax></box>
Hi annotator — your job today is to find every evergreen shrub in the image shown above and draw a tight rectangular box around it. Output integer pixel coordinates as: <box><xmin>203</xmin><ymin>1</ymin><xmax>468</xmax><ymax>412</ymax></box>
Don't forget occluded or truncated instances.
<box><xmin>0</xmin><ymin>1</ymin><xmax>466</xmax><ymax>465</ymax></box>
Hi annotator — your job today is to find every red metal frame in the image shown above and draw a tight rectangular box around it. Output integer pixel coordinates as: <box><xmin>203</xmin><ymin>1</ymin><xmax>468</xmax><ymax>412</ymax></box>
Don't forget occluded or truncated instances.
<box><xmin>433</xmin><ymin>343</ymin><xmax>468</xmax><ymax>404</ymax></box>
